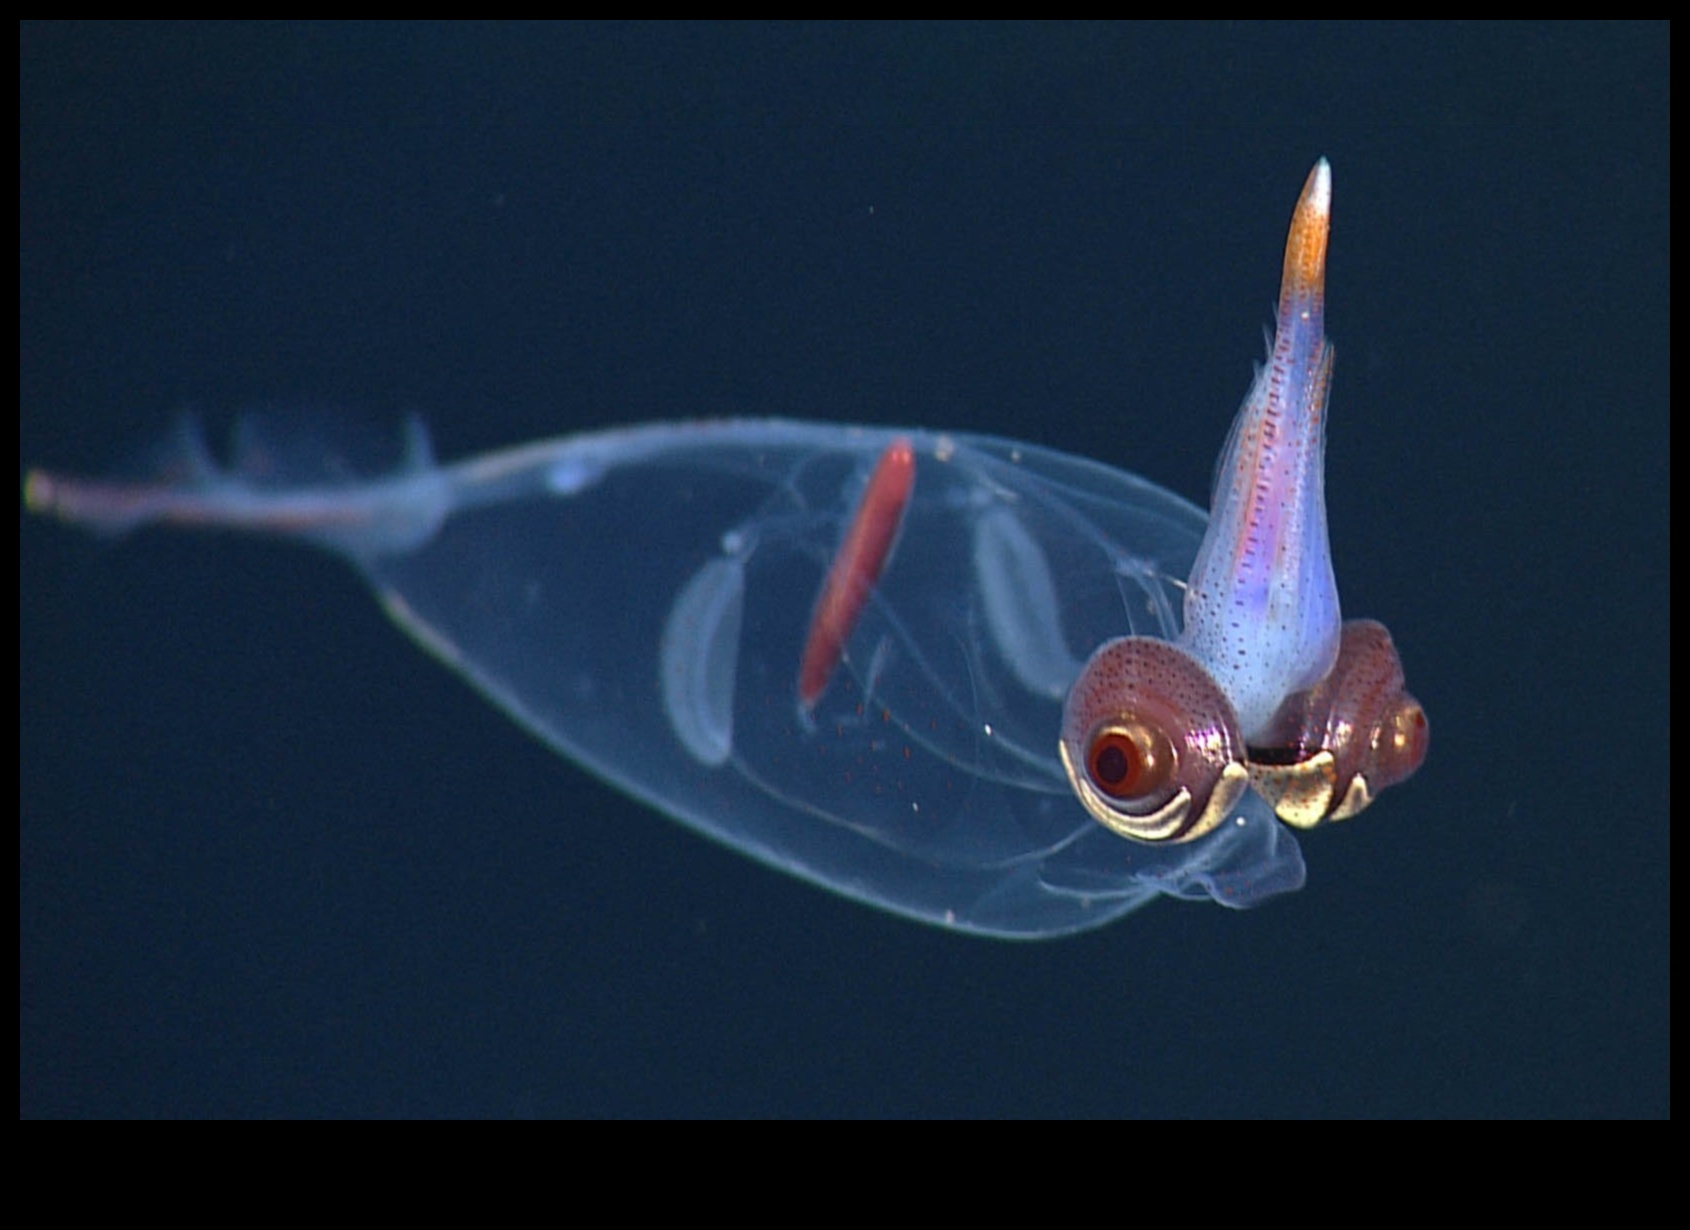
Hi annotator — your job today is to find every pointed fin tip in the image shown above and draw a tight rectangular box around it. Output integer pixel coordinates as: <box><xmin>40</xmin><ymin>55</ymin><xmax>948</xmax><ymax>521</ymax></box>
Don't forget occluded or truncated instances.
<box><xmin>1304</xmin><ymin>159</ymin><xmax>1331</xmax><ymax>218</ymax></box>
<box><xmin>1280</xmin><ymin>159</ymin><xmax>1333</xmax><ymax>303</ymax></box>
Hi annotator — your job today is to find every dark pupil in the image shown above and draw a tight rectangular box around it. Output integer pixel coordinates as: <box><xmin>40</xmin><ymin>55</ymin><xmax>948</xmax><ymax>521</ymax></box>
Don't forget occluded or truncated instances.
<box><xmin>1095</xmin><ymin>742</ymin><xmax>1131</xmax><ymax>787</ymax></box>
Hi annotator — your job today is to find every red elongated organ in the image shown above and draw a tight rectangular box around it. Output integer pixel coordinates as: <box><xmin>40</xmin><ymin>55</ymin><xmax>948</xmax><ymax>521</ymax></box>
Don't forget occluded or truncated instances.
<box><xmin>798</xmin><ymin>438</ymin><xmax>916</xmax><ymax>710</ymax></box>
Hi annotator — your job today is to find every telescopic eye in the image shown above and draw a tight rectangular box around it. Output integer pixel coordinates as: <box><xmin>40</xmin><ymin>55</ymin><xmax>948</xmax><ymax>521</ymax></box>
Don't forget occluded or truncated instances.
<box><xmin>1059</xmin><ymin>637</ymin><xmax>1247</xmax><ymax>844</ymax></box>
<box><xmin>1244</xmin><ymin>619</ymin><xmax>1429</xmax><ymax>828</ymax></box>
<box><xmin>1086</xmin><ymin>720</ymin><xmax>1176</xmax><ymax>801</ymax></box>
